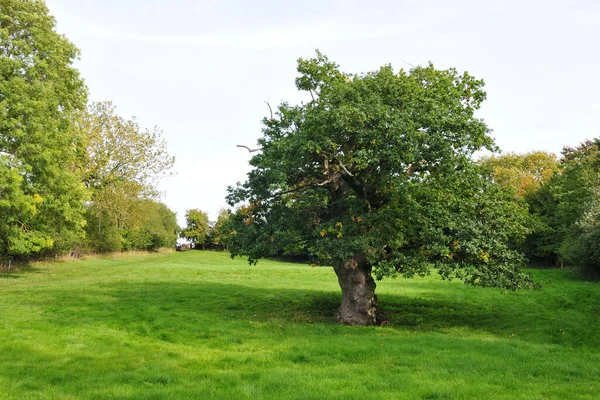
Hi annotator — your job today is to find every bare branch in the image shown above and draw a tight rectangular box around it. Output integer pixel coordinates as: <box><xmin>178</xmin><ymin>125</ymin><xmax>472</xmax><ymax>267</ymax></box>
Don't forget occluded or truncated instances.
<box><xmin>402</xmin><ymin>60</ymin><xmax>416</xmax><ymax>68</ymax></box>
<box><xmin>237</xmin><ymin>145</ymin><xmax>262</xmax><ymax>153</ymax></box>
<box><xmin>321</xmin><ymin>152</ymin><xmax>354</xmax><ymax>177</ymax></box>
<box><xmin>264</xmin><ymin>101</ymin><xmax>274</xmax><ymax>120</ymax></box>
<box><xmin>334</xmin><ymin>157</ymin><xmax>354</xmax><ymax>177</ymax></box>
<box><xmin>317</xmin><ymin>172</ymin><xmax>341</xmax><ymax>187</ymax></box>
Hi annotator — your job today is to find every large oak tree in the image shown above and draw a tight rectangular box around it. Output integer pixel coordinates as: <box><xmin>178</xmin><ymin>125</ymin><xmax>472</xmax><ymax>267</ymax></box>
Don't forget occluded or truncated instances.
<box><xmin>227</xmin><ymin>52</ymin><xmax>533</xmax><ymax>325</ymax></box>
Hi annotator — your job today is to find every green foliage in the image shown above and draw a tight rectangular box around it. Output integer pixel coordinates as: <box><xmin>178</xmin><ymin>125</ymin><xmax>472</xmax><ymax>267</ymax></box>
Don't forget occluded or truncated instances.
<box><xmin>569</xmin><ymin>190</ymin><xmax>600</xmax><ymax>278</ymax></box>
<box><xmin>210</xmin><ymin>208</ymin><xmax>233</xmax><ymax>250</ymax></box>
<box><xmin>0</xmin><ymin>0</ymin><xmax>88</xmax><ymax>257</ymax></box>
<box><xmin>182</xmin><ymin>209</ymin><xmax>210</xmax><ymax>247</ymax></box>
<box><xmin>0</xmin><ymin>159</ymin><xmax>50</xmax><ymax>256</ymax></box>
<box><xmin>479</xmin><ymin>151</ymin><xmax>559</xmax><ymax>199</ymax></box>
<box><xmin>84</xmin><ymin>208</ymin><xmax>122</xmax><ymax>253</ymax></box>
<box><xmin>0</xmin><ymin>251</ymin><xmax>599</xmax><ymax>398</ymax></box>
<box><xmin>479</xmin><ymin>152</ymin><xmax>560</xmax><ymax>262</ymax></box>
<box><xmin>123</xmin><ymin>201</ymin><xmax>179</xmax><ymax>251</ymax></box>
<box><xmin>77</xmin><ymin>101</ymin><xmax>174</xmax><ymax>197</ymax></box>
<box><xmin>533</xmin><ymin>139</ymin><xmax>600</xmax><ymax>276</ymax></box>
<box><xmin>227</xmin><ymin>52</ymin><xmax>533</xmax><ymax>289</ymax></box>
<box><xmin>84</xmin><ymin>200</ymin><xmax>179</xmax><ymax>253</ymax></box>
<box><xmin>528</xmin><ymin>139</ymin><xmax>600</xmax><ymax>272</ymax></box>
<box><xmin>75</xmin><ymin>101</ymin><xmax>176</xmax><ymax>253</ymax></box>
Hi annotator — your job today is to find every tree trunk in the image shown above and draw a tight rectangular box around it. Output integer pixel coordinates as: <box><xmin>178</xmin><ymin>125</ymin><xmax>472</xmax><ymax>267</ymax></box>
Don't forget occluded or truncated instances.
<box><xmin>333</xmin><ymin>257</ymin><xmax>379</xmax><ymax>325</ymax></box>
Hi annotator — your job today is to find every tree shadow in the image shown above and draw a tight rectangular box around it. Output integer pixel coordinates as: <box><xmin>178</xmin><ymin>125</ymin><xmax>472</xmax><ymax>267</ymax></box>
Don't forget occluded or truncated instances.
<box><xmin>0</xmin><ymin>264</ymin><xmax>41</xmax><ymax>278</ymax></box>
<box><xmin>0</xmin><ymin>273</ymin><xmax>21</xmax><ymax>279</ymax></box>
<box><xmin>37</xmin><ymin>280</ymin><xmax>600</xmax><ymax>347</ymax></box>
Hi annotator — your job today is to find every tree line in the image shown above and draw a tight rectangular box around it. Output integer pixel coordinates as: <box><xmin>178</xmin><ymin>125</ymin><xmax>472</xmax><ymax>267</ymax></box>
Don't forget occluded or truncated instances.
<box><xmin>481</xmin><ymin>144</ymin><xmax>600</xmax><ymax>279</ymax></box>
<box><xmin>1</xmin><ymin>0</ymin><xmax>178</xmax><ymax>265</ymax></box>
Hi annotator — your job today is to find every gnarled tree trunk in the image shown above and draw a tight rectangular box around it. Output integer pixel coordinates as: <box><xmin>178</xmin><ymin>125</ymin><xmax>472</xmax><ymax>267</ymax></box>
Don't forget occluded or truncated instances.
<box><xmin>333</xmin><ymin>257</ymin><xmax>379</xmax><ymax>325</ymax></box>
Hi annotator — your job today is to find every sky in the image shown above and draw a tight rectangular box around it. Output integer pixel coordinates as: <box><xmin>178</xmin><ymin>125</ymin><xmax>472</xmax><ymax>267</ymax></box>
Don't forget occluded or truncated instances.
<box><xmin>44</xmin><ymin>0</ymin><xmax>600</xmax><ymax>225</ymax></box>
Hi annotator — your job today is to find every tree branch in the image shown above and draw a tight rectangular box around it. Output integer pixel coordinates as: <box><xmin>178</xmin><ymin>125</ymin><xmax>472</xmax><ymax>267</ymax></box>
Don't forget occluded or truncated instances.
<box><xmin>265</xmin><ymin>101</ymin><xmax>274</xmax><ymax>120</ymax></box>
<box><xmin>317</xmin><ymin>172</ymin><xmax>342</xmax><ymax>187</ymax></box>
<box><xmin>333</xmin><ymin>156</ymin><xmax>354</xmax><ymax>177</ymax></box>
<box><xmin>270</xmin><ymin>184</ymin><xmax>311</xmax><ymax>199</ymax></box>
<box><xmin>237</xmin><ymin>145</ymin><xmax>262</xmax><ymax>153</ymax></box>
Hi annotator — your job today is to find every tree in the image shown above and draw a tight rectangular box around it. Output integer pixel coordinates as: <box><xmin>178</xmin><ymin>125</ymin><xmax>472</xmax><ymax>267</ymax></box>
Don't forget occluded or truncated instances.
<box><xmin>77</xmin><ymin>101</ymin><xmax>174</xmax><ymax>198</ymax></box>
<box><xmin>479</xmin><ymin>152</ymin><xmax>559</xmax><ymax>199</ymax></box>
<box><xmin>533</xmin><ymin>139</ymin><xmax>600</xmax><ymax>273</ymax></box>
<box><xmin>84</xmin><ymin>199</ymin><xmax>179</xmax><ymax>252</ymax></box>
<box><xmin>227</xmin><ymin>52</ymin><xmax>533</xmax><ymax>325</ymax></box>
<box><xmin>0</xmin><ymin>0</ymin><xmax>88</xmax><ymax>257</ymax></box>
<box><xmin>210</xmin><ymin>208</ymin><xmax>233</xmax><ymax>251</ymax></box>
<box><xmin>75</xmin><ymin>101</ymin><xmax>175</xmax><ymax>252</ymax></box>
<box><xmin>568</xmin><ymin>188</ymin><xmax>600</xmax><ymax>279</ymax></box>
<box><xmin>182</xmin><ymin>209</ymin><xmax>210</xmax><ymax>249</ymax></box>
<box><xmin>123</xmin><ymin>200</ymin><xmax>179</xmax><ymax>251</ymax></box>
<box><xmin>479</xmin><ymin>152</ymin><xmax>560</xmax><ymax>263</ymax></box>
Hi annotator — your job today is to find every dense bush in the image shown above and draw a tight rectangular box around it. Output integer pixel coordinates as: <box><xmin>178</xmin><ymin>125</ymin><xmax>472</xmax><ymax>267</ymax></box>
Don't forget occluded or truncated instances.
<box><xmin>85</xmin><ymin>200</ymin><xmax>178</xmax><ymax>253</ymax></box>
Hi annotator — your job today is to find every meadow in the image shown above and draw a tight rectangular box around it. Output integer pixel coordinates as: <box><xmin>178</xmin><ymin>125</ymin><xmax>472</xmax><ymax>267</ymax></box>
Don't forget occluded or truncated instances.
<box><xmin>0</xmin><ymin>251</ymin><xmax>598</xmax><ymax>399</ymax></box>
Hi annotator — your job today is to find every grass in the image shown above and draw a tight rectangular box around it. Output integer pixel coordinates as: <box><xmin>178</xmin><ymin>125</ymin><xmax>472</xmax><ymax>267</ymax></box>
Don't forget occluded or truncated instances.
<box><xmin>0</xmin><ymin>251</ymin><xmax>598</xmax><ymax>399</ymax></box>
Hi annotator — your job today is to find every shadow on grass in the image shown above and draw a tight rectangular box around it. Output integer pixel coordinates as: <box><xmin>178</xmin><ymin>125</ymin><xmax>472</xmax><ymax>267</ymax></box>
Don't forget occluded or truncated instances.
<box><xmin>0</xmin><ymin>264</ymin><xmax>42</xmax><ymax>278</ymax></box>
<box><xmin>38</xmin><ymin>280</ymin><xmax>600</xmax><ymax>347</ymax></box>
<box><xmin>0</xmin><ymin>273</ymin><xmax>22</xmax><ymax>279</ymax></box>
<box><xmin>4</xmin><ymin>277</ymin><xmax>599</xmax><ymax>400</ymax></box>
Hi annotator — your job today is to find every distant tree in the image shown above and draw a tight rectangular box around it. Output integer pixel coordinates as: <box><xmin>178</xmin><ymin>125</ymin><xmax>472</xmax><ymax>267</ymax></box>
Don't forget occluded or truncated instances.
<box><xmin>77</xmin><ymin>101</ymin><xmax>174</xmax><ymax>198</ymax></box>
<box><xmin>227</xmin><ymin>52</ymin><xmax>533</xmax><ymax>325</ymax></box>
<box><xmin>84</xmin><ymin>209</ymin><xmax>122</xmax><ymax>253</ymax></box>
<box><xmin>182</xmin><ymin>209</ymin><xmax>210</xmax><ymax>249</ymax></box>
<box><xmin>75</xmin><ymin>101</ymin><xmax>175</xmax><ymax>252</ymax></box>
<box><xmin>210</xmin><ymin>208</ymin><xmax>233</xmax><ymax>251</ymax></box>
<box><xmin>85</xmin><ymin>199</ymin><xmax>178</xmax><ymax>253</ymax></box>
<box><xmin>534</xmin><ymin>139</ymin><xmax>600</xmax><ymax>274</ymax></box>
<box><xmin>0</xmin><ymin>0</ymin><xmax>88</xmax><ymax>257</ymax></box>
<box><xmin>479</xmin><ymin>152</ymin><xmax>560</xmax><ymax>263</ymax></box>
<box><xmin>568</xmin><ymin>189</ymin><xmax>600</xmax><ymax>279</ymax></box>
<box><xmin>124</xmin><ymin>201</ymin><xmax>179</xmax><ymax>251</ymax></box>
<box><xmin>479</xmin><ymin>152</ymin><xmax>559</xmax><ymax>199</ymax></box>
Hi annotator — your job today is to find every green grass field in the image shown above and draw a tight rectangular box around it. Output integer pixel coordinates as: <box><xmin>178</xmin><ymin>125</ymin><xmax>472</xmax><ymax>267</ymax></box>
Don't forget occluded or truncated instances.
<box><xmin>1</xmin><ymin>251</ymin><xmax>598</xmax><ymax>399</ymax></box>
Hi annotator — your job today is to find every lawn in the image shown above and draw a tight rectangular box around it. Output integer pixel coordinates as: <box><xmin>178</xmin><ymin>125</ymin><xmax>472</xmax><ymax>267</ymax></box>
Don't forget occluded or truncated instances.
<box><xmin>0</xmin><ymin>251</ymin><xmax>598</xmax><ymax>399</ymax></box>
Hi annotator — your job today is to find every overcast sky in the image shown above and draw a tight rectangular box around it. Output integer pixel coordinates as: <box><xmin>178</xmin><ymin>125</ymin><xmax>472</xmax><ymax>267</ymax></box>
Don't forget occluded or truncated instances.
<box><xmin>44</xmin><ymin>0</ymin><xmax>600</xmax><ymax>224</ymax></box>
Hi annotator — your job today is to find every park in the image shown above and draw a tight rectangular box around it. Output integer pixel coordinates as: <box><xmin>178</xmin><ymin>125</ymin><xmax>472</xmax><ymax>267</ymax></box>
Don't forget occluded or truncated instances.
<box><xmin>1</xmin><ymin>250</ymin><xmax>599</xmax><ymax>398</ymax></box>
<box><xmin>2</xmin><ymin>1</ymin><xmax>600</xmax><ymax>398</ymax></box>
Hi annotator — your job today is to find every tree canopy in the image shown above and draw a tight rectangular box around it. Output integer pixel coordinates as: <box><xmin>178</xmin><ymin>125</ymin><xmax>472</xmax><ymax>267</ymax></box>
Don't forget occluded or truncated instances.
<box><xmin>0</xmin><ymin>0</ymin><xmax>88</xmax><ymax>257</ymax></box>
<box><xmin>182</xmin><ymin>209</ymin><xmax>210</xmax><ymax>249</ymax></box>
<box><xmin>227</xmin><ymin>52</ymin><xmax>533</xmax><ymax>325</ymax></box>
<box><xmin>211</xmin><ymin>208</ymin><xmax>233</xmax><ymax>250</ymax></box>
<box><xmin>526</xmin><ymin>140</ymin><xmax>600</xmax><ymax>276</ymax></box>
<box><xmin>76</xmin><ymin>101</ymin><xmax>176</xmax><ymax>253</ymax></box>
<box><xmin>479</xmin><ymin>151</ymin><xmax>559</xmax><ymax>199</ymax></box>
<box><xmin>0</xmin><ymin>2</ymin><xmax>177</xmax><ymax>259</ymax></box>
